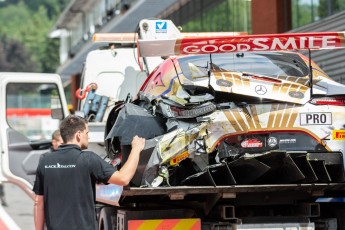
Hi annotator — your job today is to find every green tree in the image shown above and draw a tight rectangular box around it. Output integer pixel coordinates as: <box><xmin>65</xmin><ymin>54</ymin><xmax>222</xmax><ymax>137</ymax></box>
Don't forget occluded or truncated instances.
<box><xmin>0</xmin><ymin>2</ymin><xmax>32</xmax><ymax>41</ymax></box>
<box><xmin>0</xmin><ymin>0</ymin><xmax>70</xmax><ymax>19</ymax></box>
<box><xmin>42</xmin><ymin>38</ymin><xmax>60</xmax><ymax>72</ymax></box>
<box><xmin>23</xmin><ymin>5</ymin><xmax>59</xmax><ymax>72</ymax></box>
<box><xmin>0</xmin><ymin>0</ymin><xmax>20</xmax><ymax>8</ymax></box>
<box><xmin>292</xmin><ymin>1</ymin><xmax>313</xmax><ymax>28</ymax></box>
<box><xmin>0</xmin><ymin>0</ymin><xmax>69</xmax><ymax>73</ymax></box>
<box><xmin>0</xmin><ymin>35</ymin><xmax>36</xmax><ymax>72</ymax></box>
<box><xmin>25</xmin><ymin>0</ymin><xmax>70</xmax><ymax>20</ymax></box>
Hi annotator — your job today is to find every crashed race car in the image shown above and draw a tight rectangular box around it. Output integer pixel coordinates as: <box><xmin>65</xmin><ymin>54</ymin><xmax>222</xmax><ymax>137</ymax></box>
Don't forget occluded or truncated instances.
<box><xmin>105</xmin><ymin>28</ymin><xmax>345</xmax><ymax>188</ymax></box>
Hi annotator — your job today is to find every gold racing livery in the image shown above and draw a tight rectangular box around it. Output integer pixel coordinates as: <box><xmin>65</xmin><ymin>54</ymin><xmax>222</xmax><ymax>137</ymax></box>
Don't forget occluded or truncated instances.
<box><xmin>105</xmin><ymin>29</ymin><xmax>345</xmax><ymax>187</ymax></box>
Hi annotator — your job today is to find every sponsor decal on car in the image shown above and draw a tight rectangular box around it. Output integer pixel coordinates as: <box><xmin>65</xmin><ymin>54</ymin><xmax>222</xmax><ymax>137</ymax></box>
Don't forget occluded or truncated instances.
<box><xmin>241</xmin><ymin>139</ymin><xmax>263</xmax><ymax>148</ymax></box>
<box><xmin>300</xmin><ymin>112</ymin><xmax>332</xmax><ymax>125</ymax></box>
<box><xmin>267</xmin><ymin>137</ymin><xmax>278</xmax><ymax>147</ymax></box>
<box><xmin>332</xmin><ymin>130</ymin><xmax>345</xmax><ymax>140</ymax></box>
<box><xmin>170</xmin><ymin>151</ymin><xmax>189</xmax><ymax>166</ymax></box>
<box><xmin>289</xmin><ymin>91</ymin><xmax>304</xmax><ymax>99</ymax></box>
<box><xmin>255</xmin><ymin>85</ymin><xmax>267</xmax><ymax>95</ymax></box>
<box><xmin>216</xmin><ymin>79</ymin><xmax>232</xmax><ymax>87</ymax></box>
<box><xmin>279</xmin><ymin>138</ymin><xmax>297</xmax><ymax>144</ymax></box>
<box><xmin>180</xmin><ymin>33</ymin><xmax>344</xmax><ymax>54</ymax></box>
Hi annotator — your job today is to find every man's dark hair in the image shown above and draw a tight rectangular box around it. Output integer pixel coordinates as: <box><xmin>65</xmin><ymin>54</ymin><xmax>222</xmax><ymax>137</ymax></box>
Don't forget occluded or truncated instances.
<box><xmin>59</xmin><ymin>115</ymin><xmax>88</xmax><ymax>143</ymax></box>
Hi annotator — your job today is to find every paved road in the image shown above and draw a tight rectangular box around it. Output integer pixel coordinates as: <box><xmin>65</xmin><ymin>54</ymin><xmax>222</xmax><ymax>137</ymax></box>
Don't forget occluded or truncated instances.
<box><xmin>2</xmin><ymin>183</ymin><xmax>34</xmax><ymax>230</ymax></box>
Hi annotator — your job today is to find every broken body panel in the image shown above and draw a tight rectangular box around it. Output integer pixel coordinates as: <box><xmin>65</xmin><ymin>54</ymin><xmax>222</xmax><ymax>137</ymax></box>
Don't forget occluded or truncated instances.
<box><xmin>104</xmin><ymin>20</ymin><xmax>345</xmax><ymax>189</ymax></box>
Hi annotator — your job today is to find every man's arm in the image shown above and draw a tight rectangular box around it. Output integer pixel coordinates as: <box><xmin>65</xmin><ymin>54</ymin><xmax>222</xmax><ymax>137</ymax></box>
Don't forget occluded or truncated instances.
<box><xmin>34</xmin><ymin>195</ymin><xmax>45</xmax><ymax>230</ymax></box>
<box><xmin>108</xmin><ymin>135</ymin><xmax>145</xmax><ymax>185</ymax></box>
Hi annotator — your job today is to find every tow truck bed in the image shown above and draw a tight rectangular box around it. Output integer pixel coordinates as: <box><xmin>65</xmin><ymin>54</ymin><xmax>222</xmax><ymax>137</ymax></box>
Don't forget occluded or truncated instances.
<box><xmin>96</xmin><ymin>183</ymin><xmax>345</xmax><ymax>207</ymax></box>
<box><xmin>121</xmin><ymin>184</ymin><xmax>345</xmax><ymax>196</ymax></box>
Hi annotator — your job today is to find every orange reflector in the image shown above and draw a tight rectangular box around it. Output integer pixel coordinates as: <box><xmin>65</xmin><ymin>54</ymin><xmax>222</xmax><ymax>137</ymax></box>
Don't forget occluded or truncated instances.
<box><xmin>128</xmin><ymin>218</ymin><xmax>201</xmax><ymax>230</ymax></box>
<box><xmin>92</xmin><ymin>33</ymin><xmax>136</xmax><ymax>43</ymax></box>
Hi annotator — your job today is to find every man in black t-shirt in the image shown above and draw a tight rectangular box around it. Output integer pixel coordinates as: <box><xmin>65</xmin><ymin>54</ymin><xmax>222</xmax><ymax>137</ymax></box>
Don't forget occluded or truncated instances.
<box><xmin>33</xmin><ymin>115</ymin><xmax>145</xmax><ymax>230</ymax></box>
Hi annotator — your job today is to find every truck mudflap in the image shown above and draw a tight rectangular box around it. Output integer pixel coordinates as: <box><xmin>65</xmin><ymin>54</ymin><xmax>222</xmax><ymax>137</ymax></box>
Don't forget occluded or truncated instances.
<box><xmin>127</xmin><ymin>219</ymin><xmax>201</xmax><ymax>230</ymax></box>
<box><xmin>115</xmin><ymin>209</ymin><xmax>200</xmax><ymax>230</ymax></box>
<box><xmin>182</xmin><ymin>151</ymin><xmax>345</xmax><ymax>186</ymax></box>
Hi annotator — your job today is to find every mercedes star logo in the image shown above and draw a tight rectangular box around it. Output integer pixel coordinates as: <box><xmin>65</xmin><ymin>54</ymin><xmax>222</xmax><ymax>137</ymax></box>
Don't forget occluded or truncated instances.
<box><xmin>255</xmin><ymin>85</ymin><xmax>267</xmax><ymax>95</ymax></box>
<box><xmin>267</xmin><ymin>137</ymin><xmax>278</xmax><ymax>147</ymax></box>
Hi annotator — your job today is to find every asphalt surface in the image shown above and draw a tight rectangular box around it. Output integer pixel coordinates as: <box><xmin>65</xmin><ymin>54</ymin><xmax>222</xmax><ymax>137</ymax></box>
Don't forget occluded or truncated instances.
<box><xmin>2</xmin><ymin>183</ymin><xmax>34</xmax><ymax>230</ymax></box>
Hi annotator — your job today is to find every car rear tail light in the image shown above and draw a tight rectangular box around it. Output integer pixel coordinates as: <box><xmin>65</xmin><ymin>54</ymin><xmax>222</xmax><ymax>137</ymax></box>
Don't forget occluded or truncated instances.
<box><xmin>242</xmin><ymin>72</ymin><xmax>282</xmax><ymax>84</ymax></box>
<box><xmin>309</xmin><ymin>96</ymin><xmax>345</xmax><ymax>106</ymax></box>
<box><xmin>251</xmin><ymin>76</ymin><xmax>282</xmax><ymax>84</ymax></box>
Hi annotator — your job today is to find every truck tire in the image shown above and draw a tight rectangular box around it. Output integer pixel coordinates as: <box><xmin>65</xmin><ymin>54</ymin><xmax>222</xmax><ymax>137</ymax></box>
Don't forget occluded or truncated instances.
<box><xmin>98</xmin><ymin>207</ymin><xmax>116</xmax><ymax>230</ymax></box>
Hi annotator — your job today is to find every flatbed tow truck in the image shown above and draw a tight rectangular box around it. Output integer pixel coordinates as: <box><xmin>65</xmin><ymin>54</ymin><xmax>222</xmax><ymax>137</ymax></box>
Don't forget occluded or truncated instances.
<box><xmin>95</xmin><ymin>184</ymin><xmax>345</xmax><ymax>229</ymax></box>
<box><xmin>1</xmin><ymin>19</ymin><xmax>345</xmax><ymax>230</ymax></box>
<box><xmin>90</xmin><ymin>20</ymin><xmax>345</xmax><ymax>229</ymax></box>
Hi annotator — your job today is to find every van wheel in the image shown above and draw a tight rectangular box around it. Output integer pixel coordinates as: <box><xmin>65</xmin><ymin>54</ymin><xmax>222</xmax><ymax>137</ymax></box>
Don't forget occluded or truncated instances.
<box><xmin>98</xmin><ymin>207</ymin><xmax>116</xmax><ymax>230</ymax></box>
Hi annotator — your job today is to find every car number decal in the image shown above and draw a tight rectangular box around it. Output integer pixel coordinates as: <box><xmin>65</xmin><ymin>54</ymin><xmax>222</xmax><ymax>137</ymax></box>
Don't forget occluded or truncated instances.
<box><xmin>300</xmin><ymin>112</ymin><xmax>332</xmax><ymax>125</ymax></box>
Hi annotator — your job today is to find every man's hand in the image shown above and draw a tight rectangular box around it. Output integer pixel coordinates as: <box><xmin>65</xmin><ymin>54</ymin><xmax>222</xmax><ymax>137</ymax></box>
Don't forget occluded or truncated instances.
<box><xmin>131</xmin><ymin>135</ymin><xmax>145</xmax><ymax>152</ymax></box>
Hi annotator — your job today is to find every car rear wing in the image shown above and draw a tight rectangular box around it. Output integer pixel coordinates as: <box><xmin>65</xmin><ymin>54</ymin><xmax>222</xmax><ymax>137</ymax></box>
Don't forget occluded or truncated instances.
<box><xmin>138</xmin><ymin>31</ymin><xmax>345</xmax><ymax>57</ymax></box>
<box><xmin>92</xmin><ymin>19</ymin><xmax>345</xmax><ymax>57</ymax></box>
